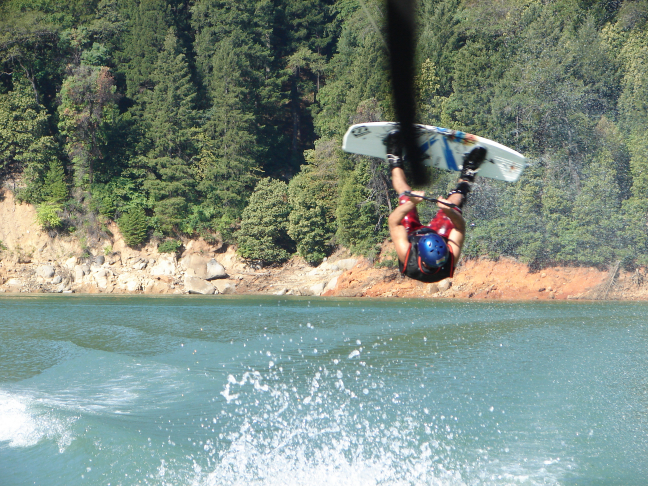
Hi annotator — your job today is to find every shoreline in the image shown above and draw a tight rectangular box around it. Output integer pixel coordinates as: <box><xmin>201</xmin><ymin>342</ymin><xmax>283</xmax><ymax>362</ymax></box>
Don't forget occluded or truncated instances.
<box><xmin>2</xmin><ymin>188</ymin><xmax>646</xmax><ymax>300</ymax></box>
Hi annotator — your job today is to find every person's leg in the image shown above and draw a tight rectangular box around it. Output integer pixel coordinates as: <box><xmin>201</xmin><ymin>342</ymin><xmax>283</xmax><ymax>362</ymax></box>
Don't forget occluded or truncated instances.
<box><xmin>391</xmin><ymin>167</ymin><xmax>411</xmax><ymax>195</ymax></box>
<box><xmin>385</xmin><ymin>131</ymin><xmax>423</xmax><ymax>231</ymax></box>
<box><xmin>447</xmin><ymin>180</ymin><xmax>469</xmax><ymax>207</ymax></box>
<box><xmin>385</xmin><ymin>130</ymin><xmax>412</xmax><ymax>195</ymax></box>
<box><xmin>447</xmin><ymin>145</ymin><xmax>488</xmax><ymax>208</ymax></box>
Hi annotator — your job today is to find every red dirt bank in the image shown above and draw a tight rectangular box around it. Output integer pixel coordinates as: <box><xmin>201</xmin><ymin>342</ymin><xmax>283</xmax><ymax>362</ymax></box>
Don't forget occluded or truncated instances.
<box><xmin>323</xmin><ymin>256</ymin><xmax>642</xmax><ymax>301</ymax></box>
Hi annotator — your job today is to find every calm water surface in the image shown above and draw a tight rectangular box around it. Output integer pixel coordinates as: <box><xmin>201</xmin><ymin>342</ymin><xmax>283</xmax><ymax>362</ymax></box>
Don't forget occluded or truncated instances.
<box><xmin>0</xmin><ymin>295</ymin><xmax>647</xmax><ymax>485</ymax></box>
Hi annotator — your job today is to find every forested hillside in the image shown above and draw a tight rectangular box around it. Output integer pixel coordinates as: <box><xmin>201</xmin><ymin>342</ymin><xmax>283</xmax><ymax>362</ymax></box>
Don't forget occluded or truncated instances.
<box><xmin>1</xmin><ymin>0</ymin><xmax>646</xmax><ymax>269</ymax></box>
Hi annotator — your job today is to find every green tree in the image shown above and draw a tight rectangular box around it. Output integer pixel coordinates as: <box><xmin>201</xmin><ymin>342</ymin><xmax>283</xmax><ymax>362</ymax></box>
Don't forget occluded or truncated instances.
<box><xmin>143</xmin><ymin>157</ymin><xmax>195</xmax><ymax>234</ymax></box>
<box><xmin>236</xmin><ymin>178</ymin><xmax>294</xmax><ymax>265</ymax></box>
<box><xmin>194</xmin><ymin>128</ymin><xmax>259</xmax><ymax>236</ymax></box>
<box><xmin>314</xmin><ymin>0</ymin><xmax>391</xmax><ymax>139</ymax></box>
<box><xmin>142</xmin><ymin>29</ymin><xmax>196</xmax><ymax>159</ymax></box>
<box><xmin>116</xmin><ymin>0</ymin><xmax>174</xmax><ymax>99</ymax></box>
<box><xmin>281</xmin><ymin>0</ymin><xmax>338</xmax><ymax>165</ymax></box>
<box><xmin>288</xmin><ymin>139</ymin><xmax>339</xmax><ymax>264</ymax></box>
<box><xmin>57</xmin><ymin>65</ymin><xmax>120</xmax><ymax>188</ymax></box>
<box><xmin>191</xmin><ymin>0</ymin><xmax>284</xmax><ymax>175</ymax></box>
<box><xmin>464</xmin><ymin>163</ymin><xmax>548</xmax><ymax>266</ymax></box>
<box><xmin>336</xmin><ymin>159</ymin><xmax>385</xmax><ymax>258</ymax></box>
<box><xmin>559</xmin><ymin>152</ymin><xmax>626</xmax><ymax>265</ymax></box>
<box><xmin>191</xmin><ymin>11</ymin><xmax>266</xmax><ymax>229</ymax></box>
<box><xmin>0</xmin><ymin>75</ymin><xmax>59</xmax><ymax>201</ymax></box>
<box><xmin>0</xmin><ymin>5</ymin><xmax>62</xmax><ymax>105</ymax></box>
<box><xmin>118</xmin><ymin>206</ymin><xmax>149</xmax><ymax>247</ymax></box>
<box><xmin>612</xmin><ymin>8</ymin><xmax>648</xmax><ymax>260</ymax></box>
<box><xmin>43</xmin><ymin>160</ymin><xmax>68</xmax><ymax>204</ymax></box>
<box><xmin>140</xmin><ymin>29</ymin><xmax>198</xmax><ymax>234</ymax></box>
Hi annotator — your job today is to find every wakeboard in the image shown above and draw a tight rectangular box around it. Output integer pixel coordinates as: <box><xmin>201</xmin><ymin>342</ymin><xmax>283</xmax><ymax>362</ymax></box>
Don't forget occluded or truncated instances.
<box><xmin>342</xmin><ymin>122</ymin><xmax>526</xmax><ymax>182</ymax></box>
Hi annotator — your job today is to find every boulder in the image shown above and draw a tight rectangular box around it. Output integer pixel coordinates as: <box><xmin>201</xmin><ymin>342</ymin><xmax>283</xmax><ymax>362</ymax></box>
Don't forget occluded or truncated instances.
<box><xmin>55</xmin><ymin>282</ymin><xmax>69</xmax><ymax>293</ymax></box>
<box><xmin>5</xmin><ymin>278</ymin><xmax>22</xmax><ymax>291</ymax></box>
<box><xmin>117</xmin><ymin>274</ymin><xmax>141</xmax><ymax>292</ymax></box>
<box><xmin>92</xmin><ymin>268</ymin><xmax>111</xmax><ymax>289</ymax></box>
<box><xmin>181</xmin><ymin>254</ymin><xmax>209</xmax><ymax>279</ymax></box>
<box><xmin>36</xmin><ymin>265</ymin><xmax>55</xmax><ymax>279</ymax></box>
<box><xmin>438</xmin><ymin>279</ymin><xmax>452</xmax><ymax>292</ymax></box>
<box><xmin>52</xmin><ymin>275</ymin><xmax>63</xmax><ymax>285</ymax></box>
<box><xmin>324</xmin><ymin>276</ymin><xmax>339</xmax><ymax>292</ymax></box>
<box><xmin>183</xmin><ymin>275</ymin><xmax>215</xmax><ymax>295</ymax></box>
<box><xmin>144</xmin><ymin>279</ymin><xmax>171</xmax><ymax>294</ymax></box>
<box><xmin>335</xmin><ymin>258</ymin><xmax>358</xmax><ymax>271</ymax></box>
<box><xmin>94</xmin><ymin>255</ymin><xmax>105</xmax><ymax>265</ymax></box>
<box><xmin>132</xmin><ymin>260</ymin><xmax>148</xmax><ymax>270</ymax></box>
<box><xmin>74</xmin><ymin>264</ymin><xmax>90</xmax><ymax>282</ymax></box>
<box><xmin>310</xmin><ymin>282</ymin><xmax>326</xmax><ymax>296</ymax></box>
<box><xmin>213</xmin><ymin>279</ymin><xmax>236</xmax><ymax>294</ymax></box>
<box><xmin>150</xmin><ymin>256</ymin><xmax>177</xmax><ymax>276</ymax></box>
<box><xmin>205</xmin><ymin>259</ymin><xmax>227</xmax><ymax>280</ymax></box>
<box><xmin>64</xmin><ymin>257</ymin><xmax>78</xmax><ymax>269</ymax></box>
<box><xmin>426</xmin><ymin>283</ymin><xmax>440</xmax><ymax>294</ymax></box>
<box><xmin>106</xmin><ymin>253</ymin><xmax>121</xmax><ymax>266</ymax></box>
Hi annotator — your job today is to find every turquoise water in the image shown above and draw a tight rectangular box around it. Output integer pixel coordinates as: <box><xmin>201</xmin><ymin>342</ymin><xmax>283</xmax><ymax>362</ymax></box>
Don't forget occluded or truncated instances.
<box><xmin>1</xmin><ymin>296</ymin><xmax>647</xmax><ymax>485</ymax></box>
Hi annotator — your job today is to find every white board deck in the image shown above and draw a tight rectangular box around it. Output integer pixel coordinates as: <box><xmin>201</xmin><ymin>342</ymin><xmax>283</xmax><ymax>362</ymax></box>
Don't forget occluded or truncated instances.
<box><xmin>342</xmin><ymin>122</ymin><xmax>526</xmax><ymax>182</ymax></box>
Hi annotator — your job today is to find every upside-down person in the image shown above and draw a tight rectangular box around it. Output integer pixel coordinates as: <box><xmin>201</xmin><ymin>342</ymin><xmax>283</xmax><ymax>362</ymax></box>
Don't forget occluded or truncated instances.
<box><xmin>385</xmin><ymin>130</ymin><xmax>486</xmax><ymax>283</ymax></box>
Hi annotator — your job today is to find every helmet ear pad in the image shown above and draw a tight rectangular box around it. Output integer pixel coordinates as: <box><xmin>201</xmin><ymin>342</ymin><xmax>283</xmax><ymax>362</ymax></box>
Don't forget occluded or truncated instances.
<box><xmin>417</xmin><ymin>233</ymin><xmax>449</xmax><ymax>268</ymax></box>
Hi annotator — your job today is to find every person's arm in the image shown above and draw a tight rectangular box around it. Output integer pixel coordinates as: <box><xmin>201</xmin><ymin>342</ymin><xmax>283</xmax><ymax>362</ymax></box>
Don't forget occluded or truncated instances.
<box><xmin>436</xmin><ymin>197</ymin><xmax>466</xmax><ymax>261</ymax></box>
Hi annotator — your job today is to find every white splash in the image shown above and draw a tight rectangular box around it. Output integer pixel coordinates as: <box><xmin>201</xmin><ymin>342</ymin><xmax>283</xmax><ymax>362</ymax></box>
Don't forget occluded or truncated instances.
<box><xmin>0</xmin><ymin>391</ymin><xmax>76</xmax><ymax>452</ymax></box>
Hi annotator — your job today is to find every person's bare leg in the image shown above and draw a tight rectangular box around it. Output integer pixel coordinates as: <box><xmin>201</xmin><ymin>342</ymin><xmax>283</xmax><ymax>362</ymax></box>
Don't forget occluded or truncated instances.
<box><xmin>447</xmin><ymin>178</ymin><xmax>468</xmax><ymax>207</ymax></box>
<box><xmin>391</xmin><ymin>167</ymin><xmax>411</xmax><ymax>195</ymax></box>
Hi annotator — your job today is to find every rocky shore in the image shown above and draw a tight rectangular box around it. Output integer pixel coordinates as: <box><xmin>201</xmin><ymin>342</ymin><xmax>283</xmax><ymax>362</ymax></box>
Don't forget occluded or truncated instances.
<box><xmin>0</xmin><ymin>188</ymin><xmax>354</xmax><ymax>296</ymax></box>
<box><xmin>2</xmin><ymin>188</ymin><xmax>647</xmax><ymax>300</ymax></box>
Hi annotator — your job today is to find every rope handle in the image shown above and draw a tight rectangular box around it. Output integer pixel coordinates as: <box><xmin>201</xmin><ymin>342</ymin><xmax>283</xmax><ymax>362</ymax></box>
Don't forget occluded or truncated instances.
<box><xmin>401</xmin><ymin>191</ymin><xmax>459</xmax><ymax>210</ymax></box>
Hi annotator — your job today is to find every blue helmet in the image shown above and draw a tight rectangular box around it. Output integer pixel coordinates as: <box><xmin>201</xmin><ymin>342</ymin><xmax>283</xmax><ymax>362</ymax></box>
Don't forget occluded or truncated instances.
<box><xmin>417</xmin><ymin>233</ymin><xmax>449</xmax><ymax>269</ymax></box>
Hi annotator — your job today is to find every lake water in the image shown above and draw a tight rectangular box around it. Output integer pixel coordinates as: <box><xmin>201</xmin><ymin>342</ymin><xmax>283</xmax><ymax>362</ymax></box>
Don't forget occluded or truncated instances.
<box><xmin>0</xmin><ymin>295</ymin><xmax>647</xmax><ymax>485</ymax></box>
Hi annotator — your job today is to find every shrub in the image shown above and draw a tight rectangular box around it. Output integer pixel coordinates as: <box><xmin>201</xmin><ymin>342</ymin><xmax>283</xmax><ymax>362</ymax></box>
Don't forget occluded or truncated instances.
<box><xmin>118</xmin><ymin>207</ymin><xmax>149</xmax><ymax>247</ymax></box>
<box><xmin>158</xmin><ymin>239</ymin><xmax>182</xmax><ymax>254</ymax></box>
<box><xmin>36</xmin><ymin>202</ymin><xmax>63</xmax><ymax>229</ymax></box>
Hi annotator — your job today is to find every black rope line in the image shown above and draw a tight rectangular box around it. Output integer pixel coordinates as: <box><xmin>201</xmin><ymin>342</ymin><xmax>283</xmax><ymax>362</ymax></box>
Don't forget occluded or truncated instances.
<box><xmin>401</xmin><ymin>191</ymin><xmax>459</xmax><ymax>210</ymax></box>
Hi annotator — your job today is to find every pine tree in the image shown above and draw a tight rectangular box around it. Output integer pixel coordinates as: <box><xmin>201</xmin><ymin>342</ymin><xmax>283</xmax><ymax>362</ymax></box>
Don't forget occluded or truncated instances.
<box><xmin>236</xmin><ymin>178</ymin><xmax>294</xmax><ymax>265</ymax></box>
<box><xmin>281</xmin><ymin>0</ymin><xmax>338</xmax><ymax>166</ymax></box>
<box><xmin>143</xmin><ymin>28</ymin><xmax>196</xmax><ymax>159</ymax></box>
<box><xmin>191</xmin><ymin>0</ymin><xmax>283</xmax><ymax>175</ymax></box>
<box><xmin>118</xmin><ymin>206</ymin><xmax>149</xmax><ymax>247</ymax></box>
<box><xmin>613</xmin><ymin>13</ymin><xmax>648</xmax><ymax>261</ymax></box>
<box><xmin>559</xmin><ymin>151</ymin><xmax>626</xmax><ymax>265</ymax></box>
<box><xmin>0</xmin><ymin>75</ymin><xmax>59</xmax><ymax>202</ymax></box>
<box><xmin>287</xmin><ymin>140</ymin><xmax>339</xmax><ymax>265</ymax></box>
<box><xmin>335</xmin><ymin>159</ymin><xmax>384</xmax><ymax>258</ymax></box>
<box><xmin>314</xmin><ymin>0</ymin><xmax>391</xmax><ymax>139</ymax></box>
<box><xmin>43</xmin><ymin>160</ymin><xmax>68</xmax><ymax>204</ymax></box>
<box><xmin>143</xmin><ymin>156</ymin><xmax>195</xmax><ymax>233</ymax></box>
<box><xmin>116</xmin><ymin>0</ymin><xmax>174</xmax><ymax>99</ymax></box>
<box><xmin>140</xmin><ymin>29</ymin><xmax>198</xmax><ymax>234</ymax></box>
<box><xmin>191</xmin><ymin>5</ymin><xmax>265</xmax><ymax>227</ymax></box>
